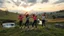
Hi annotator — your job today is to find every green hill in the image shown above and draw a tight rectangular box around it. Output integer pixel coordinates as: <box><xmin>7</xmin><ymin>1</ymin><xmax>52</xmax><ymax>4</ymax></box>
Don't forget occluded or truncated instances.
<box><xmin>0</xmin><ymin>10</ymin><xmax>19</xmax><ymax>21</ymax></box>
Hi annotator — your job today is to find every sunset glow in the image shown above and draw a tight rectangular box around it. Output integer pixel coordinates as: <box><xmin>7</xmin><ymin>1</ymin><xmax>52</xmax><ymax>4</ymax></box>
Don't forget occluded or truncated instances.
<box><xmin>0</xmin><ymin>0</ymin><xmax>64</xmax><ymax>14</ymax></box>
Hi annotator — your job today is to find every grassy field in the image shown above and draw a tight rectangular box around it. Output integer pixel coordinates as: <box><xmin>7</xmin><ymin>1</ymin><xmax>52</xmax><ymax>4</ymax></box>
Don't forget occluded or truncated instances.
<box><xmin>0</xmin><ymin>10</ymin><xmax>64</xmax><ymax>36</ymax></box>
<box><xmin>0</xmin><ymin>22</ymin><xmax>64</xmax><ymax>36</ymax></box>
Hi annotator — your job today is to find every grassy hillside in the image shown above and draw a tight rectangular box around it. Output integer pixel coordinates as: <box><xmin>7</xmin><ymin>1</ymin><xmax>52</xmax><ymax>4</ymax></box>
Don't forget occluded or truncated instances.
<box><xmin>0</xmin><ymin>10</ymin><xmax>64</xmax><ymax>20</ymax></box>
<box><xmin>0</xmin><ymin>10</ymin><xmax>18</xmax><ymax>20</ymax></box>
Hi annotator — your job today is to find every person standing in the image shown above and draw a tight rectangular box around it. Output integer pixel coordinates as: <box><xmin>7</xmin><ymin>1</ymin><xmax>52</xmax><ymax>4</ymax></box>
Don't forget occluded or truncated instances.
<box><xmin>18</xmin><ymin>14</ymin><xmax>24</xmax><ymax>28</ymax></box>
<box><xmin>32</xmin><ymin>14</ymin><xmax>37</xmax><ymax>28</ymax></box>
<box><xmin>42</xmin><ymin>13</ymin><xmax>46</xmax><ymax>27</ymax></box>
<box><xmin>25</xmin><ymin>14</ymin><xmax>30</xmax><ymax>28</ymax></box>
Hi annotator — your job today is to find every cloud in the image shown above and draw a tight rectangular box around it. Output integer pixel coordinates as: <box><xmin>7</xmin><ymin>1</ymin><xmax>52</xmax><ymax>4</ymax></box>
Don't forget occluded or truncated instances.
<box><xmin>28</xmin><ymin>0</ymin><xmax>36</xmax><ymax>3</ymax></box>
<box><xmin>29</xmin><ymin>3</ymin><xmax>64</xmax><ymax>12</ymax></box>
<box><xmin>0</xmin><ymin>0</ymin><xmax>64</xmax><ymax>14</ymax></box>
<box><xmin>0</xmin><ymin>3</ymin><xmax>2</xmax><ymax>7</ymax></box>
<box><xmin>41</xmin><ymin>0</ymin><xmax>48</xmax><ymax>3</ymax></box>
<box><xmin>54</xmin><ymin>0</ymin><xmax>64</xmax><ymax>4</ymax></box>
<box><xmin>0</xmin><ymin>0</ymin><xmax>4</xmax><ymax>7</ymax></box>
<box><xmin>0</xmin><ymin>0</ymin><xmax>4</xmax><ymax>3</ymax></box>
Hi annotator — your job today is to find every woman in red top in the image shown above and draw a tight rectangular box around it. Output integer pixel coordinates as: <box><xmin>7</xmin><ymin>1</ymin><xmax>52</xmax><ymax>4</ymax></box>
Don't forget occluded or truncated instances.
<box><xmin>18</xmin><ymin>14</ymin><xmax>24</xmax><ymax>28</ymax></box>
<box><xmin>32</xmin><ymin>14</ymin><xmax>37</xmax><ymax>28</ymax></box>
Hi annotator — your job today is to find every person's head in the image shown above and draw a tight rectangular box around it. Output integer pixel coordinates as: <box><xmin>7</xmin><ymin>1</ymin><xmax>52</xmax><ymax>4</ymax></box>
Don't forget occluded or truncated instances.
<box><xmin>42</xmin><ymin>13</ymin><xmax>46</xmax><ymax>16</ymax></box>
<box><xmin>19</xmin><ymin>14</ymin><xmax>21</xmax><ymax>17</ymax></box>
<box><xmin>32</xmin><ymin>14</ymin><xmax>35</xmax><ymax>17</ymax></box>
<box><xmin>19</xmin><ymin>14</ymin><xmax>23</xmax><ymax>16</ymax></box>
<box><xmin>26</xmin><ymin>14</ymin><xmax>29</xmax><ymax>17</ymax></box>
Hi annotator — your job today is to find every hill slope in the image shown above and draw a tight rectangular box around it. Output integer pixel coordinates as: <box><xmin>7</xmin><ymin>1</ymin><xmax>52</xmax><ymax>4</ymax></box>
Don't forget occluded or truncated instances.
<box><xmin>0</xmin><ymin>10</ymin><xmax>18</xmax><ymax>21</ymax></box>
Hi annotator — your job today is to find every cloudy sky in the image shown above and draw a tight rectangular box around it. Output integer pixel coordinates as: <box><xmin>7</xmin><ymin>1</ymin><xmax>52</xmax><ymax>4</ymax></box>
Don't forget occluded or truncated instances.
<box><xmin>0</xmin><ymin>0</ymin><xmax>64</xmax><ymax>14</ymax></box>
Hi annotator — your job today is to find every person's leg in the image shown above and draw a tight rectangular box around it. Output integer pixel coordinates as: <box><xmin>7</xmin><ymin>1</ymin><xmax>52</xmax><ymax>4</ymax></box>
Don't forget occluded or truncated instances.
<box><xmin>27</xmin><ymin>24</ymin><xmax>29</xmax><ymax>28</ymax></box>
<box><xmin>42</xmin><ymin>20</ymin><xmax>44</xmax><ymax>27</ymax></box>
<box><xmin>19</xmin><ymin>21</ymin><xmax>21</xmax><ymax>27</ymax></box>
<box><xmin>27</xmin><ymin>20</ymin><xmax>29</xmax><ymax>28</ymax></box>
<box><xmin>21</xmin><ymin>21</ymin><xmax>23</xmax><ymax>28</ymax></box>
<box><xmin>43</xmin><ymin>20</ymin><xmax>46</xmax><ymax>26</ymax></box>
<box><xmin>19</xmin><ymin>20</ymin><xmax>23</xmax><ymax>28</ymax></box>
<box><xmin>25</xmin><ymin>20</ymin><xmax>27</xmax><ymax>28</ymax></box>
<box><xmin>32</xmin><ymin>20</ymin><xmax>35</xmax><ymax>27</ymax></box>
<box><xmin>35</xmin><ymin>20</ymin><xmax>37</xmax><ymax>28</ymax></box>
<box><xmin>26</xmin><ymin>20</ymin><xmax>29</xmax><ymax>28</ymax></box>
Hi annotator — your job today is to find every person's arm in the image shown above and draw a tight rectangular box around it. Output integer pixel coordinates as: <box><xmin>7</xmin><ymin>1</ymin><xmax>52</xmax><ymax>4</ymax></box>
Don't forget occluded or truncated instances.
<box><xmin>45</xmin><ymin>14</ymin><xmax>47</xmax><ymax>18</ymax></box>
<box><xmin>18</xmin><ymin>16</ymin><xmax>20</xmax><ymax>20</ymax></box>
<box><xmin>30</xmin><ymin>15</ymin><xmax>33</xmax><ymax>18</ymax></box>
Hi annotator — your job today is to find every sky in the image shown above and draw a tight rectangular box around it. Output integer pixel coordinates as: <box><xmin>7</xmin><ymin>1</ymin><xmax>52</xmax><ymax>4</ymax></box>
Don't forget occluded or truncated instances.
<box><xmin>0</xmin><ymin>0</ymin><xmax>64</xmax><ymax>14</ymax></box>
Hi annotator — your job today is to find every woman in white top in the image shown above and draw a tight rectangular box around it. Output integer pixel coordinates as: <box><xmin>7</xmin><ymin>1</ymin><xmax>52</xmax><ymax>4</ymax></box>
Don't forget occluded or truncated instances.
<box><xmin>42</xmin><ymin>13</ymin><xmax>46</xmax><ymax>27</ymax></box>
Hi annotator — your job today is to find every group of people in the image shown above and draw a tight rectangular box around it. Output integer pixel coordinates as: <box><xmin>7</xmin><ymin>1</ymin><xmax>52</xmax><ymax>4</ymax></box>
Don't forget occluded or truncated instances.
<box><xmin>18</xmin><ymin>13</ymin><xmax>46</xmax><ymax>29</ymax></box>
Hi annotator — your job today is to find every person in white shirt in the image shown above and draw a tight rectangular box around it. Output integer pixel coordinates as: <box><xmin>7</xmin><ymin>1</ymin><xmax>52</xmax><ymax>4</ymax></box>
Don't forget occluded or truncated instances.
<box><xmin>42</xmin><ymin>13</ymin><xmax>46</xmax><ymax>27</ymax></box>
